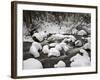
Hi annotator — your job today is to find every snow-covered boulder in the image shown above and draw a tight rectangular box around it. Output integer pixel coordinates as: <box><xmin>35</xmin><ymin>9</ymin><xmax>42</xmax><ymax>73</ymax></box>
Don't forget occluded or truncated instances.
<box><xmin>70</xmin><ymin>54</ymin><xmax>90</xmax><ymax>67</ymax></box>
<box><xmin>32</xmin><ymin>32</ymin><xmax>42</xmax><ymax>42</ymax></box>
<box><xmin>70</xmin><ymin>54</ymin><xmax>84</xmax><ymax>67</ymax></box>
<box><xmin>55</xmin><ymin>42</ymin><xmax>70</xmax><ymax>52</ymax></box>
<box><xmin>23</xmin><ymin>58</ymin><xmax>43</xmax><ymax>69</ymax></box>
<box><xmin>23</xmin><ymin>36</ymin><xmax>33</xmax><ymax>42</ymax></box>
<box><xmin>77</xmin><ymin>30</ymin><xmax>87</xmax><ymax>36</ymax></box>
<box><xmin>55</xmin><ymin>44</ymin><xmax>62</xmax><ymax>51</ymax></box>
<box><xmin>32</xmin><ymin>31</ymin><xmax>48</xmax><ymax>42</ymax></box>
<box><xmin>75</xmin><ymin>40</ymin><xmax>82</xmax><ymax>47</ymax></box>
<box><xmin>48</xmin><ymin>48</ymin><xmax>60</xmax><ymax>57</ymax></box>
<box><xmin>68</xmin><ymin>35</ymin><xmax>76</xmax><ymax>42</ymax></box>
<box><xmin>42</xmin><ymin>45</ymin><xmax>49</xmax><ymax>54</ymax></box>
<box><xmin>72</xmin><ymin>28</ymin><xmax>78</xmax><ymax>35</ymax></box>
<box><xmin>70</xmin><ymin>49</ymin><xmax>90</xmax><ymax>67</ymax></box>
<box><xmin>62</xmin><ymin>38</ymin><xmax>69</xmax><ymax>43</ymax></box>
<box><xmin>29</xmin><ymin>42</ymin><xmax>42</xmax><ymax>58</ymax></box>
<box><xmin>62</xmin><ymin>35</ymin><xmax>76</xmax><ymax>43</ymax></box>
<box><xmin>54</xmin><ymin>60</ymin><xmax>66</xmax><ymax>68</ymax></box>
<box><xmin>60</xmin><ymin>42</ymin><xmax>69</xmax><ymax>52</ymax></box>
<box><xmin>48</xmin><ymin>34</ymin><xmax>65</xmax><ymax>41</ymax></box>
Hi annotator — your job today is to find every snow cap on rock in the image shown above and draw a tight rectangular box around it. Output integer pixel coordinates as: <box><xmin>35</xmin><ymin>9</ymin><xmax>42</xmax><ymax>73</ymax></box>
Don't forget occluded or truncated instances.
<box><xmin>55</xmin><ymin>44</ymin><xmax>62</xmax><ymax>51</ymax></box>
<box><xmin>60</xmin><ymin>42</ymin><xmax>70</xmax><ymax>52</ymax></box>
<box><xmin>48</xmin><ymin>48</ymin><xmax>60</xmax><ymax>57</ymax></box>
<box><xmin>63</xmin><ymin>35</ymin><xmax>76</xmax><ymax>42</ymax></box>
<box><xmin>42</xmin><ymin>45</ymin><xmax>49</xmax><ymax>54</ymax></box>
<box><xmin>77</xmin><ymin>30</ymin><xmax>87</xmax><ymax>36</ymax></box>
<box><xmin>29</xmin><ymin>42</ymin><xmax>42</xmax><ymax>58</ymax></box>
<box><xmin>32</xmin><ymin>31</ymin><xmax>48</xmax><ymax>42</ymax></box>
<box><xmin>54</xmin><ymin>60</ymin><xmax>66</xmax><ymax>68</ymax></box>
<box><xmin>75</xmin><ymin>40</ymin><xmax>82</xmax><ymax>47</ymax></box>
<box><xmin>32</xmin><ymin>42</ymin><xmax>42</xmax><ymax>50</ymax></box>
